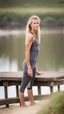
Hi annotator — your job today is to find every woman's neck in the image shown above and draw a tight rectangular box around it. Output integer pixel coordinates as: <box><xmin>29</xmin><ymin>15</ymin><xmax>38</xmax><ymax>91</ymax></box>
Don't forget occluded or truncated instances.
<box><xmin>31</xmin><ymin>30</ymin><xmax>37</xmax><ymax>36</ymax></box>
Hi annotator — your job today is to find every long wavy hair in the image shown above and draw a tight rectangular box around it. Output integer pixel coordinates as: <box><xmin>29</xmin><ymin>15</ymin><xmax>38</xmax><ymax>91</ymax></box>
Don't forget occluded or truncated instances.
<box><xmin>25</xmin><ymin>15</ymin><xmax>41</xmax><ymax>43</ymax></box>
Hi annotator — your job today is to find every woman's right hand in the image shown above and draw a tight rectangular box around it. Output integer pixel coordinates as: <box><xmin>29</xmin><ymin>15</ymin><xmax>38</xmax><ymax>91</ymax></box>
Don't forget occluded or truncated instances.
<box><xmin>28</xmin><ymin>67</ymin><xmax>33</xmax><ymax>77</ymax></box>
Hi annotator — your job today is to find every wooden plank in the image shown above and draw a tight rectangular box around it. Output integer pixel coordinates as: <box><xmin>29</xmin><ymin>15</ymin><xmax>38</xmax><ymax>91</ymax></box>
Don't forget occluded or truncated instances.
<box><xmin>0</xmin><ymin>95</ymin><xmax>50</xmax><ymax>106</ymax></box>
<box><xmin>0</xmin><ymin>72</ymin><xmax>22</xmax><ymax>81</ymax></box>
<box><xmin>0</xmin><ymin>71</ymin><xmax>64</xmax><ymax>106</ymax></box>
<box><xmin>0</xmin><ymin>72</ymin><xmax>64</xmax><ymax>81</ymax></box>
<box><xmin>50</xmin><ymin>86</ymin><xmax>53</xmax><ymax>94</ymax></box>
<box><xmin>0</xmin><ymin>79</ymin><xmax>64</xmax><ymax>87</ymax></box>
<box><xmin>0</xmin><ymin>80</ymin><xmax>3</xmax><ymax>86</ymax></box>
<box><xmin>58</xmin><ymin>85</ymin><xmax>60</xmax><ymax>91</ymax></box>
<box><xmin>3</xmin><ymin>81</ymin><xmax>21</xmax><ymax>86</ymax></box>
<box><xmin>34</xmin><ymin>80</ymin><xmax>64</xmax><ymax>86</ymax></box>
<box><xmin>16</xmin><ymin>86</ymin><xmax>19</xmax><ymax>97</ymax></box>
<box><xmin>4</xmin><ymin>86</ymin><xmax>9</xmax><ymax>107</ymax></box>
<box><xmin>38</xmin><ymin>86</ymin><xmax>41</xmax><ymax>95</ymax></box>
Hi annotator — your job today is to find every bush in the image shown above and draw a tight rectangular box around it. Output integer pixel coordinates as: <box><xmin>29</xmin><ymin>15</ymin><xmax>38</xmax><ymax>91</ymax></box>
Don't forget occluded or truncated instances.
<box><xmin>0</xmin><ymin>12</ymin><xmax>64</xmax><ymax>28</ymax></box>
<box><xmin>37</xmin><ymin>92</ymin><xmax>64</xmax><ymax>114</ymax></box>
<box><xmin>43</xmin><ymin>17</ymin><xmax>57</xmax><ymax>24</ymax></box>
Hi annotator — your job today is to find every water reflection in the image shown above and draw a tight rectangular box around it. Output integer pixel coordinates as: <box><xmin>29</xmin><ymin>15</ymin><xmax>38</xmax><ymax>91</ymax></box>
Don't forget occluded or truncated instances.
<box><xmin>38</xmin><ymin>33</ymin><xmax>64</xmax><ymax>71</ymax></box>
<box><xmin>0</xmin><ymin>33</ymin><xmax>64</xmax><ymax>72</ymax></box>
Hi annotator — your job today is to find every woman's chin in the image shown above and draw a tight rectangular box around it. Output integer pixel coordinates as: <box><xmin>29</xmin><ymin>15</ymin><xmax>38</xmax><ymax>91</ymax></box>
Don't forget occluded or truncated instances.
<box><xmin>34</xmin><ymin>28</ymin><xmax>38</xmax><ymax>31</ymax></box>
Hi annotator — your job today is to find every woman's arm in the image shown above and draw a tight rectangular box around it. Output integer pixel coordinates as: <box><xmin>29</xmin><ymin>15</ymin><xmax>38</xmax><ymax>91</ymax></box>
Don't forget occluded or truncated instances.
<box><xmin>25</xmin><ymin>33</ymin><xmax>34</xmax><ymax>76</ymax></box>
<box><xmin>36</xmin><ymin>62</ymin><xmax>38</xmax><ymax>73</ymax></box>
<box><xmin>36</xmin><ymin>62</ymin><xmax>43</xmax><ymax>75</ymax></box>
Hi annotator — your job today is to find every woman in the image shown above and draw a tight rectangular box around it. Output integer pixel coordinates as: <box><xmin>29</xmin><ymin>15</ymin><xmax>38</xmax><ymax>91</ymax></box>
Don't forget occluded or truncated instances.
<box><xmin>20</xmin><ymin>15</ymin><xmax>43</xmax><ymax>107</ymax></box>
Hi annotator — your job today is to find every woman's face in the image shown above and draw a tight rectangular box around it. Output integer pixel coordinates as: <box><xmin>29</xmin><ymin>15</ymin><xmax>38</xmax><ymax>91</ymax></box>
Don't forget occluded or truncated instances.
<box><xmin>30</xmin><ymin>19</ymin><xmax>40</xmax><ymax>31</ymax></box>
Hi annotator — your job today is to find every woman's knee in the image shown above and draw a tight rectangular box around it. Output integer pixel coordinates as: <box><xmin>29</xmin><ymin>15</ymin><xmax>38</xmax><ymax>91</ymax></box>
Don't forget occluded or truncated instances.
<box><xmin>20</xmin><ymin>85</ymin><xmax>25</xmax><ymax>93</ymax></box>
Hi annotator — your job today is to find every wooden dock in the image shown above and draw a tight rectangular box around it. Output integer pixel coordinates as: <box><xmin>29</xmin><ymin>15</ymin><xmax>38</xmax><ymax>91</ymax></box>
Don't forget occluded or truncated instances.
<box><xmin>0</xmin><ymin>71</ymin><xmax>64</xmax><ymax>107</ymax></box>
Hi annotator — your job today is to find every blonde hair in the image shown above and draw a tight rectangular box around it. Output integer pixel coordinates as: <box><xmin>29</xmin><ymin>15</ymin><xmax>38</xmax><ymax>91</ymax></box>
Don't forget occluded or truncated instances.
<box><xmin>25</xmin><ymin>15</ymin><xmax>41</xmax><ymax>43</ymax></box>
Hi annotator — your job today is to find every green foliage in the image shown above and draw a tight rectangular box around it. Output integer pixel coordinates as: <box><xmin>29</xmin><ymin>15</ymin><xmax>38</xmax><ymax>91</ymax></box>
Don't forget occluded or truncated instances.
<box><xmin>0</xmin><ymin>7</ymin><xmax>64</xmax><ymax>27</ymax></box>
<box><xmin>0</xmin><ymin>13</ymin><xmax>18</xmax><ymax>25</ymax></box>
<box><xmin>58</xmin><ymin>18</ymin><xmax>64</xmax><ymax>24</ymax></box>
<box><xmin>37</xmin><ymin>92</ymin><xmax>64</xmax><ymax>114</ymax></box>
<box><xmin>0</xmin><ymin>0</ymin><xmax>64</xmax><ymax>7</ymax></box>
<box><xmin>43</xmin><ymin>17</ymin><xmax>57</xmax><ymax>24</ymax></box>
<box><xmin>0</xmin><ymin>12</ymin><xmax>64</xmax><ymax>27</ymax></box>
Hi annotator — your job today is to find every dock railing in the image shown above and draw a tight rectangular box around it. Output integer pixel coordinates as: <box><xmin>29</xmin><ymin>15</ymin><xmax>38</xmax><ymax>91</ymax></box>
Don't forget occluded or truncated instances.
<box><xmin>0</xmin><ymin>71</ymin><xmax>64</xmax><ymax>107</ymax></box>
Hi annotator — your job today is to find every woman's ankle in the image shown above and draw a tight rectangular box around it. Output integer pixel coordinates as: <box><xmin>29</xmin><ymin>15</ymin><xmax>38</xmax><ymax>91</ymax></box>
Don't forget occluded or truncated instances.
<box><xmin>21</xmin><ymin>103</ymin><xmax>27</xmax><ymax>107</ymax></box>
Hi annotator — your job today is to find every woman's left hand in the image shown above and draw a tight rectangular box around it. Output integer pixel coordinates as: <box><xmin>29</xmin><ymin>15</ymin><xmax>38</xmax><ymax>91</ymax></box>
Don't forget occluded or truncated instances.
<box><xmin>36</xmin><ymin>71</ymin><xmax>43</xmax><ymax>75</ymax></box>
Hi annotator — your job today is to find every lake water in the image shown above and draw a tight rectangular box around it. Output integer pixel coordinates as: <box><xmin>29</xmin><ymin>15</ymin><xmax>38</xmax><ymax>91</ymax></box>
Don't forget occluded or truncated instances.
<box><xmin>0</xmin><ymin>29</ymin><xmax>64</xmax><ymax>98</ymax></box>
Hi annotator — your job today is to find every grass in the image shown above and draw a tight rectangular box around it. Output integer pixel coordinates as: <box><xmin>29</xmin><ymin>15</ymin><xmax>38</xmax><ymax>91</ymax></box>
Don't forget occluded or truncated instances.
<box><xmin>37</xmin><ymin>92</ymin><xmax>64</xmax><ymax>114</ymax></box>
<box><xmin>0</xmin><ymin>7</ymin><xmax>64</xmax><ymax>15</ymax></box>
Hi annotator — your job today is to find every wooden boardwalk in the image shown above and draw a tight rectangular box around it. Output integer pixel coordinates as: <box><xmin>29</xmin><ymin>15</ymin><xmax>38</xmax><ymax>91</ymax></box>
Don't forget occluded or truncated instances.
<box><xmin>0</xmin><ymin>99</ymin><xmax>49</xmax><ymax>114</ymax></box>
<box><xmin>0</xmin><ymin>71</ymin><xmax>64</xmax><ymax>107</ymax></box>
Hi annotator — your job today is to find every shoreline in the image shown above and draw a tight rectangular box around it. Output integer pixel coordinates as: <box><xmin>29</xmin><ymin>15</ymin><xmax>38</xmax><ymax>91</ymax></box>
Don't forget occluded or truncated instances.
<box><xmin>0</xmin><ymin>27</ymin><xmax>64</xmax><ymax>37</ymax></box>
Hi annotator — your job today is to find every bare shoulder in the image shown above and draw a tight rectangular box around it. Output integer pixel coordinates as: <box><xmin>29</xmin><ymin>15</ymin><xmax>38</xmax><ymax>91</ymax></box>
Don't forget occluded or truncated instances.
<box><xmin>27</xmin><ymin>33</ymin><xmax>35</xmax><ymax>42</ymax></box>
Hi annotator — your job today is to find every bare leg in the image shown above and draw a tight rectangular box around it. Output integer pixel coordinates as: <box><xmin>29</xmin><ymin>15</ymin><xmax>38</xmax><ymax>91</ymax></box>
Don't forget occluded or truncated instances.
<box><xmin>19</xmin><ymin>92</ymin><xmax>26</xmax><ymax>107</ymax></box>
<box><xmin>27</xmin><ymin>89</ymin><xmax>35</xmax><ymax>105</ymax></box>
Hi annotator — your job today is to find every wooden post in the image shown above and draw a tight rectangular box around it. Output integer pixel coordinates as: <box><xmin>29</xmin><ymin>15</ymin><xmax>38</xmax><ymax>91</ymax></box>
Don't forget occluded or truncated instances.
<box><xmin>16</xmin><ymin>85</ymin><xmax>19</xmax><ymax>97</ymax></box>
<box><xmin>38</xmin><ymin>86</ymin><xmax>41</xmax><ymax>95</ymax></box>
<box><xmin>4</xmin><ymin>86</ymin><xmax>9</xmax><ymax>107</ymax></box>
<box><xmin>58</xmin><ymin>85</ymin><xmax>60</xmax><ymax>91</ymax></box>
<box><xmin>50</xmin><ymin>86</ymin><xmax>53</xmax><ymax>94</ymax></box>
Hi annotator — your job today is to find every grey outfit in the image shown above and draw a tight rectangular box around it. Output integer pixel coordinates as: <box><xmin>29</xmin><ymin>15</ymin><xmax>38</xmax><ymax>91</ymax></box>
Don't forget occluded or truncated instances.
<box><xmin>20</xmin><ymin>32</ymin><xmax>40</xmax><ymax>93</ymax></box>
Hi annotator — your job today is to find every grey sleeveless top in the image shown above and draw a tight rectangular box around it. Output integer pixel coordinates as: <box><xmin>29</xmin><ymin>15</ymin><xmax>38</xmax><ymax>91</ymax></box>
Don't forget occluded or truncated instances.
<box><xmin>22</xmin><ymin>32</ymin><xmax>40</xmax><ymax>72</ymax></box>
<box><xmin>30</xmin><ymin>32</ymin><xmax>40</xmax><ymax>62</ymax></box>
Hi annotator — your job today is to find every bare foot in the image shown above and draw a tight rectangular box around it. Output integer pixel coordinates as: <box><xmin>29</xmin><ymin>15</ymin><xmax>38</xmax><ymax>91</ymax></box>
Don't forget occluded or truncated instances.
<box><xmin>30</xmin><ymin>102</ymin><xmax>36</xmax><ymax>106</ymax></box>
<box><xmin>20</xmin><ymin>103</ymin><xmax>27</xmax><ymax>108</ymax></box>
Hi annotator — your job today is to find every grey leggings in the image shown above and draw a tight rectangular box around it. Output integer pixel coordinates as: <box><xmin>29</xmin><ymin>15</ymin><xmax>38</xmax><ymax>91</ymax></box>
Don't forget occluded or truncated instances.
<box><xmin>20</xmin><ymin>68</ymin><xmax>36</xmax><ymax>93</ymax></box>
